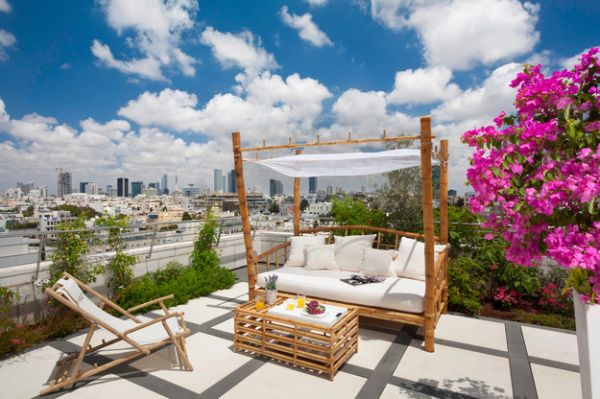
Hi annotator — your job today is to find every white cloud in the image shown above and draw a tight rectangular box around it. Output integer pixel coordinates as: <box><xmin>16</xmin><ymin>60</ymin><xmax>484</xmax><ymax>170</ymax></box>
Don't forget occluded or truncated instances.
<box><xmin>91</xmin><ymin>40</ymin><xmax>165</xmax><ymax>81</ymax></box>
<box><xmin>118</xmin><ymin>72</ymin><xmax>331</xmax><ymax>145</ymax></box>
<box><xmin>387</xmin><ymin>65</ymin><xmax>461</xmax><ymax>105</ymax></box>
<box><xmin>200</xmin><ymin>27</ymin><xmax>278</xmax><ymax>75</ymax></box>
<box><xmin>0</xmin><ymin>29</ymin><xmax>16</xmax><ymax>61</ymax></box>
<box><xmin>93</xmin><ymin>0</ymin><xmax>198</xmax><ymax>81</ymax></box>
<box><xmin>306</xmin><ymin>0</ymin><xmax>328</xmax><ymax>6</ymax></box>
<box><xmin>370</xmin><ymin>0</ymin><xmax>539</xmax><ymax>70</ymax></box>
<box><xmin>433</xmin><ymin>62</ymin><xmax>521</xmax><ymax>123</ymax></box>
<box><xmin>279</xmin><ymin>6</ymin><xmax>333</xmax><ymax>47</ymax></box>
<box><xmin>0</xmin><ymin>0</ymin><xmax>11</xmax><ymax>13</ymax></box>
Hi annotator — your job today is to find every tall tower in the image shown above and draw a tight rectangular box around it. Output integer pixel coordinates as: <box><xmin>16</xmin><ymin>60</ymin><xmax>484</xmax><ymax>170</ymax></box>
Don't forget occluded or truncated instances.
<box><xmin>309</xmin><ymin>177</ymin><xmax>317</xmax><ymax>194</ymax></box>
<box><xmin>214</xmin><ymin>169</ymin><xmax>223</xmax><ymax>192</ymax></box>
<box><xmin>57</xmin><ymin>169</ymin><xmax>72</xmax><ymax>198</ymax></box>
<box><xmin>228</xmin><ymin>169</ymin><xmax>237</xmax><ymax>193</ymax></box>
<box><xmin>117</xmin><ymin>177</ymin><xmax>129</xmax><ymax>197</ymax></box>
<box><xmin>161</xmin><ymin>174</ymin><xmax>169</xmax><ymax>194</ymax></box>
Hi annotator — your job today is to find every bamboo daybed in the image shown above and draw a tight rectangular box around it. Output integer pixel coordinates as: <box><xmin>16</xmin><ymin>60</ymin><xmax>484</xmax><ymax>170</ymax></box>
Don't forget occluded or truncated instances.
<box><xmin>231</xmin><ymin>116</ymin><xmax>449</xmax><ymax>352</ymax></box>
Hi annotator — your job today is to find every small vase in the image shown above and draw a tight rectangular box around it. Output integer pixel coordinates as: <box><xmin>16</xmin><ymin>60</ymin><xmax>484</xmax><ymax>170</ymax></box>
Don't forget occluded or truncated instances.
<box><xmin>266</xmin><ymin>289</ymin><xmax>278</xmax><ymax>305</ymax></box>
<box><xmin>573</xmin><ymin>292</ymin><xmax>600</xmax><ymax>399</ymax></box>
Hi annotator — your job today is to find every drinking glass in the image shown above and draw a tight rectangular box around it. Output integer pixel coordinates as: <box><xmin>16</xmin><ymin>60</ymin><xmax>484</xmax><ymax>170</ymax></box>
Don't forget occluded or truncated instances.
<box><xmin>286</xmin><ymin>299</ymin><xmax>295</xmax><ymax>311</ymax></box>
<box><xmin>255</xmin><ymin>292</ymin><xmax>265</xmax><ymax>311</ymax></box>
<box><xmin>296</xmin><ymin>294</ymin><xmax>306</xmax><ymax>309</ymax></box>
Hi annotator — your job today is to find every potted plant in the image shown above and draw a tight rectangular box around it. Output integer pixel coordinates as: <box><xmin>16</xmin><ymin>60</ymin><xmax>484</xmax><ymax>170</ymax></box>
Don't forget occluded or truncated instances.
<box><xmin>462</xmin><ymin>47</ymin><xmax>599</xmax><ymax>398</ymax></box>
<box><xmin>264</xmin><ymin>274</ymin><xmax>279</xmax><ymax>305</ymax></box>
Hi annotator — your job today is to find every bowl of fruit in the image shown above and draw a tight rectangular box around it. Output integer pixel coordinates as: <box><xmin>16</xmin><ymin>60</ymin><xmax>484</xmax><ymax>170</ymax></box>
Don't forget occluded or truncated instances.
<box><xmin>303</xmin><ymin>300</ymin><xmax>327</xmax><ymax>318</ymax></box>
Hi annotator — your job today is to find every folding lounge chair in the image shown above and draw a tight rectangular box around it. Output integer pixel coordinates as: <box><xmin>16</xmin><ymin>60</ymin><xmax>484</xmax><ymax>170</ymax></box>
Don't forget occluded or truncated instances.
<box><xmin>40</xmin><ymin>272</ymin><xmax>193</xmax><ymax>396</ymax></box>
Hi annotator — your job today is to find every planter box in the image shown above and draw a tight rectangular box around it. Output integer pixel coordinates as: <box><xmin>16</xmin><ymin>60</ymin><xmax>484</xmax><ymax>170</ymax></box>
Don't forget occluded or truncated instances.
<box><xmin>574</xmin><ymin>292</ymin><xmax>600</xmax><ymax>399</ymax></box>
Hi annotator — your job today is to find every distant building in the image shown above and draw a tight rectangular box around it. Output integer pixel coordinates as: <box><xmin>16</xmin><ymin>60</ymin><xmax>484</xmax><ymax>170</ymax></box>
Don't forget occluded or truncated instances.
<box><xmin>326</xmin><ymin>186</ymin><xmax>333</xmax><ymax>196</ymax></box>
<box><xmin>17</xmin><ymin>182</ymin><xmax>35</xmax><ymax>196</ymax></box>
<box><xmin>309</xmin><ymin>177</ymin><xmax>317</xmax><ymax>194</ymax></box>
<box><xmin>79</xmin><ymin>182</ymin><xmax>89</xmax><ymax>194</ymax></box>
<box><xmin>148</xmin><ymin>182</ymin><xmax>160</xmax><ymax>190</ymax></box>
<box><xmin>85</xmin><ymin>182</ymin><xmax>98</xmax><ymax>195</ymax></box>
<box><xmin>269</xmin><ymin>179</ymin><xmax>283</xmax><ymax>197</ymax></box>
<box><xmin>161</xmin><ymin>174</ymin><xmax>168</xmax><ymax>194</ymax></box>
<box><xmin>361</xmin><ymin>185</ymin><xmax>367</xmax><ymax>194</ymax></box>
<box><xmin>448</xmin><ymin>189</ymin><xmax>457</xmax><ymax>197</ymax></box>
<box><xmin>142</xmin><ymin>187</ymin><xmax>160</xmax><ymax>196</ymax></box>
<box><xmin>39</xmin><ymin>186</ymin><xmax>48</xmax><ymax>198</ymax></box>
<box><xmin>131</xmin><ymin>181</ymin><xmax>144</xmax><ymax>197</ymax></box>
<box><xmin>117</xmin><ymin>177</ymin><xmax>129</xmax><ymax>197</ymax></box>
<box><xmin>214</xmin><ymin>169</ymin><xmax>223</xmax><ymax>192</ymax></box>
<box><xmin>182</xmin><ymin>185</ymin><xmax>201</xmax><ymax>198</ymax></box>
<box><xmin>57</xmin><ymin>170</ymin><xmax>72</xmax><ymax>198</ymax></box>
<box><xmin>228</xmin><ymin>169</ymin><xmax>237</xmax><ymax>193</ymax></box>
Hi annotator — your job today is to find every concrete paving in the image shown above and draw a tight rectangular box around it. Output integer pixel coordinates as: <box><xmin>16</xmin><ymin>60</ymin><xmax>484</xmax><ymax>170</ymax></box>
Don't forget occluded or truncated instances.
<box><xmin>0</xmin><ymin>277</ymin><xmax>581</xmax><ymax>399</ymax></box>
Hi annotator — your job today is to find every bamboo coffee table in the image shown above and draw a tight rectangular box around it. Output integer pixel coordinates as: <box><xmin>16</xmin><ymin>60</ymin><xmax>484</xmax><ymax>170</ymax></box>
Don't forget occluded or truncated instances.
<box><xmin>233</xmin><ymin>297</ymin><xmax>359</xmax><ymax>380</ymax></box>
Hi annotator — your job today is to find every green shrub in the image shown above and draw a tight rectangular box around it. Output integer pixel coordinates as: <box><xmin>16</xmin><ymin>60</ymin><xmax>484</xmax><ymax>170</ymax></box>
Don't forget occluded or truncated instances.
<box><xmin>118</xmin><ymin>263</ymin><xmax>235</xmax><ymax>312</ymax></box>
<box><xmin>190</xmin><ymin>213</ymin><xmax>221</xmax><ymax>271</ymax></box>
<box><xmin>447</xmin><ymin>257</ymin><xmax>489</xmax><ymax>315</ymax></box>
<box><xmin>513</xmin><ymin>310</ymin><xmax>576</xmax><ymax>330</ymax></box>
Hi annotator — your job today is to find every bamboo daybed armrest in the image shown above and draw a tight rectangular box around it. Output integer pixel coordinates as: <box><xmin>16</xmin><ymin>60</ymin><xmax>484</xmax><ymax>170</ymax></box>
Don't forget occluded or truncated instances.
<box><xmin>127</xmin><ymin>294</ymin><xmax>175</xmax><ymax>313</ymax></box>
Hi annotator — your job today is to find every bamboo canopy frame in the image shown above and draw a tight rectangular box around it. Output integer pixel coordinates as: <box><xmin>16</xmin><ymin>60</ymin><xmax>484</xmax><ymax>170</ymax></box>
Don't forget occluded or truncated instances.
<box><xmin>232</xmin><ymin>116</ymin><xmax>449</xmax><ymax>352</ymax></box>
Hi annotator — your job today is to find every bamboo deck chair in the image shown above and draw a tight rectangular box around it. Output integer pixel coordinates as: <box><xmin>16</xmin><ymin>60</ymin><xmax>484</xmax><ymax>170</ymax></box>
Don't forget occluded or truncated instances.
<box><xmin>40</xmin><ymin>272</ymin><xmax>193</xmax><ymax>396</ymax></box>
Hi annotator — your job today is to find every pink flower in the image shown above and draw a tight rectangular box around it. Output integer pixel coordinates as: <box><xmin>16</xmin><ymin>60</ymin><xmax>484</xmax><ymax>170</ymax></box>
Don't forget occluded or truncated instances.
<box><xmin>484</xmin><ymin>233</ymin><xmax>494</xmax><ymax>240</ymax></box>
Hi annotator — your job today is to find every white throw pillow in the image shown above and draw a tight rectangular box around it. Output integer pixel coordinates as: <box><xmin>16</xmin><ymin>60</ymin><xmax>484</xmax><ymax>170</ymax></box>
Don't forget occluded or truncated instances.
<box><xmin>304</xmin><ymin>244</ymin><xmax>338</xmax><ymax>271</ymax></box>
<box><xmin>394</xmin><ymin>237</ymin><xmax>448</xmax><ymax>280</ymax></box>
<box><xmin>285</xmin><ymin>235</ymin><xmax>326</xmax><ymax>267</ymax></box>
<box><xmin>360</xmin><ymin>247</ymin><xmax>396</xmax><ymax>276</ymax></box>
<box><xmin>333</xmin><ymin>234</ymin><xmax>376</xmax><ymax>272</ymax></box>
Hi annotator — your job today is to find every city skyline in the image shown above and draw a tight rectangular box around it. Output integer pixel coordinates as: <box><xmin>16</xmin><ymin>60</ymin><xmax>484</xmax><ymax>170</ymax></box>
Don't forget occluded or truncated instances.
<box><xmin>0</xmin><ymin>1</ymin><xmax>597</xmax><ymax>195</ymax></box>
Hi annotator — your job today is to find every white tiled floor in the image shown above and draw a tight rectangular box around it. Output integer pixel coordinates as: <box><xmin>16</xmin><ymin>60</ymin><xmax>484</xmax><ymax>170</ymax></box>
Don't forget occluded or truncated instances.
<box><xmin>221</xmin><ymin>362</ymin><xmax>367</xmax><ymax>399</ymax></box>
<box><xmin>0</xmin><ymin>282</ymin><xmax>584</xmax><ymax>399</ymax></box>
<box><xmin>435</xmin><ymin>314</ymin><xmax>508</xmax><ymax>351</ymax></box>
<box><xmin>394</xmin><ymin>344</ymin><xmax>513</xmax><ymax>398</ymax></box>
<box><xmin>532</xmin><ymin>363</ymin><xmax>582</xmax><ymax>399</ymax></box>
<box><xmin>522</xmin><ymin>325</ymin><xmax>579</xmax><ymax>365</ymax></box>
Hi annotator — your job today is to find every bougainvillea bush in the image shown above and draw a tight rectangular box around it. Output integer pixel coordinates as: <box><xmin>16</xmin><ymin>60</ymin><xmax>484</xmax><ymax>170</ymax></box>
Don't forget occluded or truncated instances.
<box><xmin>462</xmin><ymin>47</ymin><xmax>600</xmax><ymax>303</ymax></box>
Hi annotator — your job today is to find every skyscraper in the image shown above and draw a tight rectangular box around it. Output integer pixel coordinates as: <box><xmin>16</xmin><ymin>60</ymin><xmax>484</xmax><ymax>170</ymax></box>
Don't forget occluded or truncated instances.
<box><xmin>57</xmin><ymin>170</ymin><xmax>72</xmax><ymax>198</ymax></box>
<box><xmin>117</xmin><ymin>177</ymin><xmax>129</xmax><ymax>197</ymax></box>
<box><xmin>161</xmin><ymin>174</ymin><xmax>168</xmax><ymax>194</ymax></box>
<box><xmin>269</xmin><ymin>179</ymin><xmax>283</xmax><ymax>197</ymax></box>
<box><xmin>309</xmin><ymin>177</ymin><xmax>317</xmax><ymax>194</ymax></box>
<box><xmin>131</xmin><ymin>181</ymin><xmax>144</xmax><ymax>197</ymax></box>
<box><xmin>79</xmin><ymin>182</ymin><xmax>89</xmax><ymax>193</ymax></box>
<box><xmin>148</xmin><ymin>182</ymin><xmax>160</xmax><ymax>190</ymax></box>
<box><xmin>85</xmin><ymin>182</ymin><xmax>98</xmax><ymax>195</ymax></box>
<box><xmin>228</xmin><ymin>169</ymin><xmax>237</xmax><ymax>193</ymax></box>
<box><xmin>17</xmin><ymin>182</ymin><xmax>35</xmax><ymax>196</ymax></box>
<box><xmin>214</xmin><ymin>169</ymin><xmax>223</xmax><ymax>192</ymax></box>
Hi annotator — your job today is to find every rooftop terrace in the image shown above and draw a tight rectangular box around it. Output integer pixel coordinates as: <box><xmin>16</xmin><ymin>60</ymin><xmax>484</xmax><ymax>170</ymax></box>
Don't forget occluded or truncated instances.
<box><xmin>0</xmin><ymin>271</ymin><xmax>581</xmax><ymax>399</ymax></box>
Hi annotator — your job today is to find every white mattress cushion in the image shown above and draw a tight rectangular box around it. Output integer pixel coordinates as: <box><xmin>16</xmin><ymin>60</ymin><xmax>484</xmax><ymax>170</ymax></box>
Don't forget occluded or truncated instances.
<box><xmin>360</xmin><ymin>247</ymin><xmax>396</xmax><ymax>276</ymax></box>
<box><xmin>334</xmin><ymin>234</ymin><xmax>376</xmax><ymax>272</ymax></box>
<box><xmin>257</xmin><ymin>266</ymin><xmax>425</xmax><ymax>313</ymax></box>
<box><xmin>304</xmin><ymin>244</ymin><xmax>338</xmax><ymax>271</ymax></box>
<box><xmin>285</xmin><ymin>235</ymin><xmax>326</xmax><ymax>267</ymax></box>
<box><xmin>394</xmin><ymin>237</ymin><xmax>448</xmax><ymax>281</ymax></box>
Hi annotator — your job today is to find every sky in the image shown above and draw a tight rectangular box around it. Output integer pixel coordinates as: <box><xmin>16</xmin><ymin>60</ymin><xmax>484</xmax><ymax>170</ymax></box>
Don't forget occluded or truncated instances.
<box><xmin>0</xmin><ymin>0</ymin><xmax>598</xmax><ymax>195</ymax></box>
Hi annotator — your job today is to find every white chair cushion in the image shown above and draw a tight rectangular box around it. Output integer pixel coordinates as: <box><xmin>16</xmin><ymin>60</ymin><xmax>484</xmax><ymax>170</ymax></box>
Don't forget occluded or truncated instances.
<box><xmin>394</xmin><ymin>237</ymin><xmax>448</xmax><ymax>281</ymax></box>
<box><xmin>333</xmin><ymin>234</ymin><xmax>376</xmax><ymax>272</ymax></box>
<box><xmin>285</xmin><ymin>235</ymin><xmax>326</xmax><ymax>267</ymax></box>
<box><xmin>304</xmin><ymin>244</ymin><xmax>338</xmax><ymax>271</ymax></box>
<box><xmin>360</xmin><ymin>247</ymin><xmax>396</xmax><ymax>276</ymax></box>
<box><xmin>257</xmin><ymin>267</ymin><xmax>425</xmax><ymax>313</ymax></box>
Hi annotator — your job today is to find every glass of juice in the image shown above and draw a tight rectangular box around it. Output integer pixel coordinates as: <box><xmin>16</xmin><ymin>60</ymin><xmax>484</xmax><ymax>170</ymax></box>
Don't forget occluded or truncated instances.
<box><xmin>255</xmin><ymin>292</ymin><xmax>265</xmax><ymax>311</ymax></box>
<box><xmin>286</xmin><ymin>299</ymin><xmax>295</xmax><ymax>311</ymax></box>
<box><xmin>296</xmin><ymin>294</ymin><xmax>306</xmax><ymax>309</ymax></box>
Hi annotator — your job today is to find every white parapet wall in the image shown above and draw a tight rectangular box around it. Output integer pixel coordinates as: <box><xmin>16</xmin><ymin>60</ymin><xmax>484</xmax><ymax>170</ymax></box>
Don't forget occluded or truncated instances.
<box><xmin>0</xmin><ymin>230</ymin><xmax>291</xmax><ymax>324</ymax></box>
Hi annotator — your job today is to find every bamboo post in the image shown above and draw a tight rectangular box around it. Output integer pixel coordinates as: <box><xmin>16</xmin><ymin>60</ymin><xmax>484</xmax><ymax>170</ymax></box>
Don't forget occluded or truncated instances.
<box><xmin>232</xmin><ymin>132</ymin><xmax>257</xmax><ymax>300</ymax></box>
<box><xmin>420</xmin><ymin>116</ymin><xmax>436</xmax><ymax>353</ymax></box>
<box><xmin>439</xmin><ymin>139</ymin><xmax>449</xmax><ymax>313</ymax></box>
<box><xmin>293</xmin><ymin>149</ymin><xmax>302</xmax><ymax>236</ymax></box>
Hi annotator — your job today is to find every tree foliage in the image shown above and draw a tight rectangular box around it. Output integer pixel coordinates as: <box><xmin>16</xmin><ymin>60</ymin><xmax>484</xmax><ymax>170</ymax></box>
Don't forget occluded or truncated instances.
<box><xmin>190</xmin><ymin>213</ymin><xmax>221</xmax><ymax>271</ymax></box>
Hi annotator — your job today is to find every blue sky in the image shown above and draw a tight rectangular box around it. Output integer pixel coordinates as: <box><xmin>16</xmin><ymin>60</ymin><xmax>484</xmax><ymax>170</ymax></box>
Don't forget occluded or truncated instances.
<box><xmin>0</xmin><ymin>0</ymin><xmax>598</xmax><ymax>194</ymax></box>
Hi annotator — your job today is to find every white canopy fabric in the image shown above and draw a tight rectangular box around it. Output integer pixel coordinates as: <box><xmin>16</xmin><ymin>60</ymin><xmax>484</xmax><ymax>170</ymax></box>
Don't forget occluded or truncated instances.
<box><xmin>251</xmin><ymin>149</ymin><xmax>427</xmax><ymax>177</ymax></box>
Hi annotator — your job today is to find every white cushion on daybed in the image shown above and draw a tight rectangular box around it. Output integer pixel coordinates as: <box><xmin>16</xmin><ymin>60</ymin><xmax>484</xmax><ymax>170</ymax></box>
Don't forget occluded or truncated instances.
<box><xmin>285</xmin><ymin>235</ymin><xmax>326</xmax><ymax>267</ymax></box>
<box><xmin>333</xmin><ymin>234</ymin><xmax>376</xmax><ymax>272</ymax></box>
<box><xmin>360</xmin><ymin>247</ymin><xmax>396</xmax><ymax>276</ymax></box>
<box><xmin>304</xmin><ymin>244</ymin><xmax>338</xmax><ymax>271</ymax></box>
<box><xmin>256</xmin><ymin>266</ymin><xmax>425</xmax><ymax>313</ymax></box>
<box><xmin>394</xmin><ymin>237</ymin><xmax>448</xmax><ymax>281</ymax></box>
